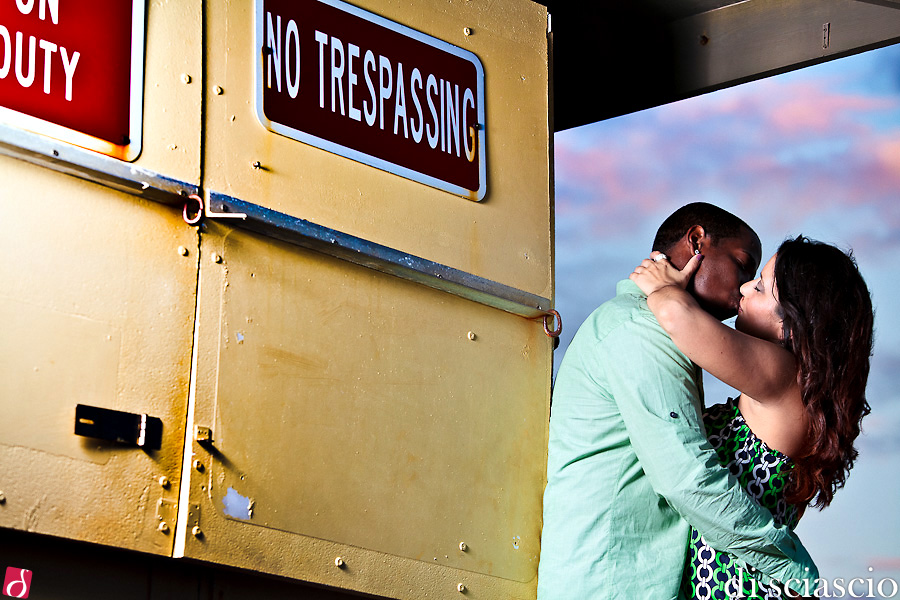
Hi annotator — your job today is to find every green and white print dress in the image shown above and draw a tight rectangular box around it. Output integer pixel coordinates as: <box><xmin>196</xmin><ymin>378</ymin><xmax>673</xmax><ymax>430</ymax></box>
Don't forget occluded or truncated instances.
<box><xmin>681</xmin><ymin>398</ymin><xmax>800</xmax><ymax>600</ymax></box>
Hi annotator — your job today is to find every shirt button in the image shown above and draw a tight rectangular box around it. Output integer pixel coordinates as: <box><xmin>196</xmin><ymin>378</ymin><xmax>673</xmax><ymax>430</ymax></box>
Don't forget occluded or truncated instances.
<box><xmin>670</xmin><ymin>412</ymin><xmax>679</xmax><ymax>418</ymax></box>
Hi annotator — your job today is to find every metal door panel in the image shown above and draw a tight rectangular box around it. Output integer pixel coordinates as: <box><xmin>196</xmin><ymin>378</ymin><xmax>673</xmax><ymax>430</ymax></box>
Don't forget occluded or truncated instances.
<box><xmin>202</xmin><ymin>0</ymin><xmax>552</xmax><ymax>299</ymax></box>
<box><xmin>179</xmin><ymin>222</ymin><xmax>551</xmax><ymax>599</ymax></box>
<box><xmin>0</xmin><ymin>157</ymin><xmax>197</xmax><ymax>555</ymax></box>
<box><xmin>132</xmin><ymin>0</ymin><xmax>203</xmax><ymax>186</ymax></box>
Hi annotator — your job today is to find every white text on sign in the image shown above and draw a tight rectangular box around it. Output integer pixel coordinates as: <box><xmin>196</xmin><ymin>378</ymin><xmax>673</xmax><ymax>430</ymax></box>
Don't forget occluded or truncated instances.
<box><xmin>0</xmin><ymin>0</ymin><xmax>81</xmax><ymax>101</ymax></box>
<box><xmin>265</xmin><ymin>13</ymin><xmax>477</xmax><ymax>163</ymax></box>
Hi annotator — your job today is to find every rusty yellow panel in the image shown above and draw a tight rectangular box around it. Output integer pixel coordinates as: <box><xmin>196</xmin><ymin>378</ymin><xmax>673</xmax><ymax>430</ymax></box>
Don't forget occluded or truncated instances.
<box><xmin>203</xmin><ymin>0</ymin><xmax>551</xmax><ymax>299</ymax></box>
<box><xmin>178</xmin><ymin>222</ymin><xmax>551</xmax><ymax>599</ymax></box>
<box><xmin>0</xmin><ymin>156</ymin><xmax>197</xmax><ymax>555</ymax></box>
<box><xmin>134</xmin><ymin>0</ymin><xmax>203</xmax><ymax>185</ymax></box>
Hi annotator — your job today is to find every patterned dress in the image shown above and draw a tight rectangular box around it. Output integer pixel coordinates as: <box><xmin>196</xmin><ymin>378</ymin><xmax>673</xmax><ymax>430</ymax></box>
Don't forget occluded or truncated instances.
<box><xmin>681</xmin><ymin>398</ymin><xmax>799</xmax><ymax>600</ymax></box>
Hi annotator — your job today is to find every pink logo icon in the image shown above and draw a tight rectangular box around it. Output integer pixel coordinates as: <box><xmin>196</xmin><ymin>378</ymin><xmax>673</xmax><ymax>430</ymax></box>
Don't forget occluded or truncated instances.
<box><xmin>3</xmin><ymin>568</ymin><xmax>31</xmax><ymax>599</ymax></box>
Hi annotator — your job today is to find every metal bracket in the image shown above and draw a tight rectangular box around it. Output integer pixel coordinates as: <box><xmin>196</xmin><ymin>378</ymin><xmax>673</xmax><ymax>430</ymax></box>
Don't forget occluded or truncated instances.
<box><xmin>187</xmin><ymin>503</ymin><xmax>203</xmax><ymax>538</ymax></box>
<box><xmin>195</xmin><ymin>425</ymin><xmax>214</xmax><ymax>447</ymax></box>
<box><xmin>183</xmin><ymin>193</ymin><xmax>247</xmax><ymax>225</ymax></box>
<box><xmin>156</xmin><ymin>498</ymin><xmax>177</xmax><ymax>534</ymax></box>
<box><xmin>157</xmin><ymin>498</ymin><xmax>177</xmax><ymax>522</ymax></box>
<box><xmin>74</xmin><ymin>404</ymin><xmax>163</xmax><ymax>450</ymax></box>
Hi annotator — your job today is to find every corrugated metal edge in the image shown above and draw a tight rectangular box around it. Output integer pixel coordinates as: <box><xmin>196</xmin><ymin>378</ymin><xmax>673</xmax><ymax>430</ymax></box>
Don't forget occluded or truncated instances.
<box><xmin>0</xmin><ymin>123</ymin><xmax>198</xmax><ymax>203</ymax></box>
<box><xmin>0</xmin><ymin>127</ymin><xmax>550</xmax><ymax>320</ymax></box>
<box><xmin>206</xmin><ymin>191</ymin><xmax>552</xmax><ymax>319</ymax></box>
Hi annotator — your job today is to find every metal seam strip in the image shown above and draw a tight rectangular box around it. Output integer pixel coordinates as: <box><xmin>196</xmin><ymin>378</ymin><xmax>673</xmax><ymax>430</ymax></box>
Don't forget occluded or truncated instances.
<box><xmin>0</xmin><ymin>124</ymin><xmax>199</xmax><ymax>203</ymax></box>
<box><xmin>206</xmin><ymin>192</ymin><xmax>552</xmax><ymax>319</ymax></box>
<box><xmin>0</xmin><ymin>125</ymin><xmax>550</xmax><ymax>319</ymax></box>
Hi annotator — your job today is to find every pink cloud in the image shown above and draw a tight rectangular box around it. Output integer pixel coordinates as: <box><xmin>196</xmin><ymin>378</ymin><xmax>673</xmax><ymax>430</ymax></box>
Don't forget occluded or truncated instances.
<box><xmin>768</xmin><ymin>81</ymin><xmax>896</xmax><ymax>134</ymax></box>
<box><xmin>732</xmin><ymin>154</ymin><xmax>781</xmax><ymax>172</ymax></box>
<box><xmin>554</xmin><ymin>67</ymin><xmax>900</xmax><ymax>243</ymax></box>
<box><xmin>661</xmin><ymin>77</ymin><xmax>898</xmax><ymax>139</ymax></box>
<box><xmin>875</xmin><ymin>137</ymin><xmax>900</xmax><ymax>178</ymax></box>
<box><xmin>554</xmin><ymin>142</ymin><xmax>673</xmax><ymax>218</ymax></box>
<box><xmin>660</xmin><ymin>81</ymin><xmax>769</xmax><ymax>121</ymax></box>
<box><xmin>555</xmin><ymin>145</ymin><xmax>622</xmax><ymax>189</ymax></box>
<box><xmin>868</xmin><ymin>557</ymin><xmax>900</xmax><ymax>571</ymax></box>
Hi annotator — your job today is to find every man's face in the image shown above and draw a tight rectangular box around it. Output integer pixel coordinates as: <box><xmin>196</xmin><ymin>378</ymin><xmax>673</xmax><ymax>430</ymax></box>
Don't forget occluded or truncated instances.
<box><xmin>689</xmin><ymin>228</ymin><xmax>762</xmax><ymax>321</ymax></box>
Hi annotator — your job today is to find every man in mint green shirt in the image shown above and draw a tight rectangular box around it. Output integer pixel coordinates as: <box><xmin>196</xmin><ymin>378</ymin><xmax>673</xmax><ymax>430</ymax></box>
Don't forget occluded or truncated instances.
<box><xmin>537</xmin><ymin>203</ymin><xmax>818</xmax><ymax>599</ymax></box>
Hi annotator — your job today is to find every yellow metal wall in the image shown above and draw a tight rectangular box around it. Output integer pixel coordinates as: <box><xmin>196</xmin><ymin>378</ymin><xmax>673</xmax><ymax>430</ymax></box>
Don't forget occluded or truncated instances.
<box><xmin>0</xmin><ymin>0</ymin><xmax>202</xmax><ymax>555</ymax></box>
<box><xmin>180</xmin><ymin>223</ymin><xmax>550</xmax><ymax>598</ymax></box>
<box><xmin>0</xmin><ymin>1</ymin><xmax>553</xmax><ymax>598</ymax></box>
<box><xmin>0</xmin><ymin>157</ymin><xmax>196</xmax><ymax>555</ymax></box>
<box><xmin>203</xmin><ymin>0</ymin><xmax>552</xmax><ymax>298</ymax></box>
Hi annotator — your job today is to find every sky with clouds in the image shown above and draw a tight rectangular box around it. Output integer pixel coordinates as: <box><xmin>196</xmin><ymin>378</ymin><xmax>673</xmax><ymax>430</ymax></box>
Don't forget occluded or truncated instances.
<box><xmin>552</xmin><ymin>42</ymin><xmax>900</xmax><ymax>594</ymax></box>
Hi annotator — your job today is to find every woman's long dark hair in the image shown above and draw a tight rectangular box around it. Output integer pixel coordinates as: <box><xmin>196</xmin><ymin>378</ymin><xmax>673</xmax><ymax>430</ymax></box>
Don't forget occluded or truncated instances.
<box><xmin>774</xmin><ymin>236</ymin><xmax>875</xmax><ymax>509</ymax></box>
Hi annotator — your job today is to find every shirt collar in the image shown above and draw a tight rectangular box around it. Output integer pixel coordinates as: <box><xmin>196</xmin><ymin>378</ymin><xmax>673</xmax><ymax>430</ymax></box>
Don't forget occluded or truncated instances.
<box><xmin>616</xmin><ymin>278</ymin><xmax>645</xmax><ymax>298</ymax></box>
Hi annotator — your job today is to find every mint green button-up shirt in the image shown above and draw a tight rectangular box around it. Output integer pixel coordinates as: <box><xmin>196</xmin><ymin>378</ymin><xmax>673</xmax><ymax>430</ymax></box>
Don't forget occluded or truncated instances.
<box><xmin>537</xmin><ymin>280</ymin><xmax>817</xmax><ymax>599</ymax></box>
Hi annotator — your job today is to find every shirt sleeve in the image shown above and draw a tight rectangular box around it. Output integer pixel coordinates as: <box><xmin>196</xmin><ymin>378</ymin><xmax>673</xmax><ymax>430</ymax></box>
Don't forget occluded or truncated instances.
<box><xmin>598</xmin><ymin>314</ymin><xmax>819</xmax><ymax>590</ymax></box>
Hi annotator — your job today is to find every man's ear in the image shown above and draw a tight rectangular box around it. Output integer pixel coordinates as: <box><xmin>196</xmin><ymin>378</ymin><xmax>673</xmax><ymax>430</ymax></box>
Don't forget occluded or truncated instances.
<box><xmin>666</xmin><ymin>227</ymin><xmax>703</xmax><ymax>270</ymax></box>
<box><xmin>686</xmin><ymin>225</ymin><xmax>707</xmax><ymax>256</ymax></box>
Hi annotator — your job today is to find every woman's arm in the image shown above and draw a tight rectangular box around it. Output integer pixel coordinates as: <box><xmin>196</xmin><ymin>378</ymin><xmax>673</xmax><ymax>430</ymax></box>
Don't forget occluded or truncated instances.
<box><xmin>630</xmin><ymin>255</ymin><xmax>797</xmax><ymax>403</ymax></box>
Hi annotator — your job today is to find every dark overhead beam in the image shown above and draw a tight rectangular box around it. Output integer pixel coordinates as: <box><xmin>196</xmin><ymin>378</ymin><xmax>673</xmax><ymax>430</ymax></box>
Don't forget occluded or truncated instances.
<box><xmin>541</xmin><ymin>0</ymin><xmax>900</xmax><ymax>130</ymax></box>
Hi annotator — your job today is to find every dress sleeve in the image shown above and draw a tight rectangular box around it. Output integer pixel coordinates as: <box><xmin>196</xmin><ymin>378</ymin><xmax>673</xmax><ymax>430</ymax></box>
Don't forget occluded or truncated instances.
<box><xmin>598</xmin><ymin>316</ymin><xmax>818</xmax><ymax>591</ymax></box>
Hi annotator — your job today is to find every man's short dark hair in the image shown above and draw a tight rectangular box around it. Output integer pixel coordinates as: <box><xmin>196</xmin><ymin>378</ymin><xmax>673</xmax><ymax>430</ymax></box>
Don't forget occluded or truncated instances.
<box><xmin>652</xmin><ymin>202</ymin><xmax>755</xmax><ymax>253</ymax></box>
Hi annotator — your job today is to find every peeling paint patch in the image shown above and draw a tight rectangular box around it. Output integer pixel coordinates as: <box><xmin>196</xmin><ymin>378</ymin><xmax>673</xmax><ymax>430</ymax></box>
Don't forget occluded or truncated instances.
<box><xmin>235</xmin><ymin>332</ymin><xmax>244</xmax><ymax>344</ymax></box>
<box><xmin>24</xmin><ymin>495</ymin><xmax>47</xmax><ymax>532</ymax></box>
<box><xmin>222</xmin><ymin>487</ymin><xmax>252</xmax><ymax>520</ymax></box>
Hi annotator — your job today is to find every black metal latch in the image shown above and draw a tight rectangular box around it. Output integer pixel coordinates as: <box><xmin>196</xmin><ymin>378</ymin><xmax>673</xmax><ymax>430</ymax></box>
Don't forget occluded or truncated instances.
<box><xmin>74</xmin><ymin>404</ymin><xmax>163</xmax><ymax>450</ymax></box>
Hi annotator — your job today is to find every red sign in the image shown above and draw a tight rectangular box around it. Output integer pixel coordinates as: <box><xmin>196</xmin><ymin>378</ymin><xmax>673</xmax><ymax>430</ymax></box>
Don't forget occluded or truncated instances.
<box><xmin>255</xmin><ymin>0</ymin><xmax>487</xmax><ymax>200</ymax></box>
<box><xmin>0</xmin><ymin>0</ymin><xmax>145</xmax><ymax>161</ymax></box>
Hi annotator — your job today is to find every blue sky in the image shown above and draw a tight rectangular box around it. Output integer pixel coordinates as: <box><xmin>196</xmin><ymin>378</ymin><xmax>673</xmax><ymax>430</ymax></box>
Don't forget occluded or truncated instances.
<box><xmin>553</xmin><ymin>43</ymin><xmax>900</xmax><ymax>594</ymax></box>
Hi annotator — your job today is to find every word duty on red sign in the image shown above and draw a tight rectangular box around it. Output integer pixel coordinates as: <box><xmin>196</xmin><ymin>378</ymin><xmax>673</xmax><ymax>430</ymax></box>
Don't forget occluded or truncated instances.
<box><xmin>0</xmin><ymin>0</ymin><xmax>146</xmax><ymax>161</ymax></box>
<box><xmin>255</xmin><ymin>0</ymin><xmax>487</xmax><ymax>200</ymax></box>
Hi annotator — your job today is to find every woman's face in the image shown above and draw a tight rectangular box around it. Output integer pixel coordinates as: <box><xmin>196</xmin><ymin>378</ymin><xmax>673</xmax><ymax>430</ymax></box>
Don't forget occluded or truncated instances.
<box><xmin>736</xmin><ymin>254</ymin><xmax>783</xmax><ymax>343</ymax></box>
